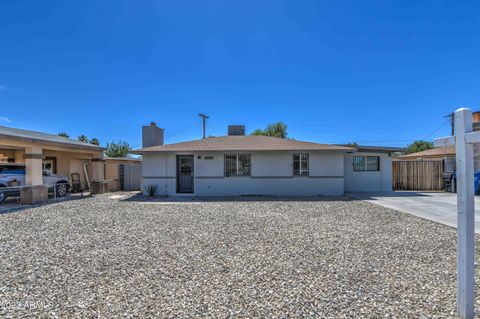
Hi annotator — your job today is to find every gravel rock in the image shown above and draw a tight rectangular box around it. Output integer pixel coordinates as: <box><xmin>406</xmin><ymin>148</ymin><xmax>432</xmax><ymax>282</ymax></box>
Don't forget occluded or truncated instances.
<box><xmin>0</xmin><ymin>193</ymin><xmax>477</xmax><ymax>318</ymax></box>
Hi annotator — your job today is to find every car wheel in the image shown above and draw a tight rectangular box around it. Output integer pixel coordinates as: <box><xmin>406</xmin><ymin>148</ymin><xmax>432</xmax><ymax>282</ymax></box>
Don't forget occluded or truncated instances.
<box><xmin>55</xmin><ymin>183</ymin><xmax>69</xmax><ymax>197</ymax></box>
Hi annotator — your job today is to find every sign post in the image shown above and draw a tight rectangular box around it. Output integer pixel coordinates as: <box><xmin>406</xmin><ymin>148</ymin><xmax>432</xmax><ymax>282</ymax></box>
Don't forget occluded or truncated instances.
<box><xmin>435</xmin><ymin>107</ymin><xmax>477</xmax><ymax>319</ymax></box>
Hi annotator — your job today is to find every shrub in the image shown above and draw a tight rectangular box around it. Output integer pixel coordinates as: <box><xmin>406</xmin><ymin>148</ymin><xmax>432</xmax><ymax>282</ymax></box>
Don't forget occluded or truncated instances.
<box><xmin>144</xmin><ymin>184</ymin><xmax>158</xmax><ymax>197</ymax></box>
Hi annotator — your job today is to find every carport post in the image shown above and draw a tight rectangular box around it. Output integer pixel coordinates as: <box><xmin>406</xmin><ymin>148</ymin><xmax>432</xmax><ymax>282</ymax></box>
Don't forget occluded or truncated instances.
<box><xmin>24</xmin><ymin>146</ymin><xmax>43</xmax><ymax>186</ymax></box>
<box><xmin>22</xmin><ymin>146</ymin><xmax>48</xmax><ymax>205</ymax></box>
<box><xmin>435</xmin><ymin>107</ymin><xmax>478</xmax><ymax>319</ymax></box>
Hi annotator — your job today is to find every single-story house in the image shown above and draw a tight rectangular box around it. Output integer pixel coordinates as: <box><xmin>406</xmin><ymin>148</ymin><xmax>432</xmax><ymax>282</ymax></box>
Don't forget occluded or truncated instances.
<box><xmin>395</xmin><ymin>145</ymin><xmax>480</xmax><ymax>174</ymax></box>
<box><xmin>133</xmin><ymin>124</ymin><xmax>401</xmax><ymax>196</ymax></box>
<box><xmin>0</xmin><ymin>126</ymin><xmax>142</xmax><ymax>197</ymax></box>
<box><xmin>395</xmin><ymin>146</ymin><xmax>455</xmax><ymax>161</ymax></box>
<box><xmin>103</xmin><ymin>157</ymin><xmax>142</xmax><ymax>191</ymax></box>
<box><xmin>0</xmin><ymin>125</ymin><xmax>105</xmax><ymax>190</ymax></box>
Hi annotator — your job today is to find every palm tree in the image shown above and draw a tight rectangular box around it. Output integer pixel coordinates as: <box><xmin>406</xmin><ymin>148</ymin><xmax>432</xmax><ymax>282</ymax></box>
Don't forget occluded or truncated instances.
<box><xmin>77</xmin><ymin>134</ymin><xmax>89</xmax><ymax>143</ymax></box>
<box><xmin>89</xmin><ymin>138</ymin><xmax>100</xmax><ymax>146</ymax></box>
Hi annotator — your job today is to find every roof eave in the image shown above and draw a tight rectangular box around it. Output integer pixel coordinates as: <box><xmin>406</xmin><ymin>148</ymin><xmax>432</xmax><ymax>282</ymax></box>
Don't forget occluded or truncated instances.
<box><xmin>0</xmin><ymin>134</ymin><xmax>106</xmax><ymax>152</ymax></box>
<box><xmin>132</xmin><ymin>148</ymin><xmax>354</xmax><ymax>153</ymax></box>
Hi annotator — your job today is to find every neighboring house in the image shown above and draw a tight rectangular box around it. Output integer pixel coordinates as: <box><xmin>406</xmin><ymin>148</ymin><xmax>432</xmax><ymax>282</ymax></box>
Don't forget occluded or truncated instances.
<box><xmin>102</xmin><ymin>157</ymin><xmax>142</xmax><ymax>191</ymax></box>
<box><xmin>133</xmin><ymin>124</ymin><xmax>399</xmax><ymax>196</ymax></box>
<box><xmin>0</xmin><ymin>126</ymin><xmax>143</xmax><ymax>196</ymax></box>
<box><xmin>395</xmin><ymin>146</ymin><xmax>455</xmax><ymax>161</ymax></box>
<box><xmin>0</xmin><ymin>125</ymin><xmax>105</xmax><ymax>191</ymax></box>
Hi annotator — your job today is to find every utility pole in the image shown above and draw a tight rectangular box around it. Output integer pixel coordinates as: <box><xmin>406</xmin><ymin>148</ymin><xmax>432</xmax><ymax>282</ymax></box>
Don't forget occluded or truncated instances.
<box><xmin>445</xmin><ymin>112</ymin><xmax>455</xmax><ymax>136</ymax></box>
<box><xmin>451</xmin><ymin>112</ymin><xmax>455</xmax><ymax>136</ymax></box>
<box><xmin>198</xmin><ymin>113</ymin><xmax>209</xmax><ymax>139</ymax></box>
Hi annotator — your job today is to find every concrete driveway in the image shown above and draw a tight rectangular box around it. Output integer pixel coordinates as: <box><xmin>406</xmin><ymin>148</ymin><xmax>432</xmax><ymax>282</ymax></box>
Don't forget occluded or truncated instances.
<box><xmin>348</xmin><ymin>192</ymin><xmax>480</xmax><ymax>233</ymax></box>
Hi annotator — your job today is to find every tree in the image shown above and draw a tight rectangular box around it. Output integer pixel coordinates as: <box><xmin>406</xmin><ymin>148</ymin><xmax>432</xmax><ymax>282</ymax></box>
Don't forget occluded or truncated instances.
<box><xmin>105</xmin><ymin>140</ymin><xmax>131</xmax><ymax>158</ymax></box>
<box><xmin>406</xmin><ymin>140</ymin><xmax>434</xmax><ymax>154</ymax></box>
<box><xmin>58</xmin><ymin>132</ymin><xmax>70</xmax><ymax>138</ymax></box>
<box><xmin>251</xmin><ymin>129</ymin><xmax>265</xmax><ymax>136</ymax></box>
<box><xmin>77</xmin><ymin>134</ymin><xmax>89</xmax><ymax>143</ymax></box>
<box><xmin>251</xmin><ymin>121</ymin><xmax>288</xmax><ymax>138</ymax></box>
<box><xmin>346</xmin><ymin>142</ymin><xmax>359</xmax><ymax>147</ymax></box>
<box><xmin>89</xmin><ymin>138</ymin><xmax>100</xmax><ymax>146</ymax></box>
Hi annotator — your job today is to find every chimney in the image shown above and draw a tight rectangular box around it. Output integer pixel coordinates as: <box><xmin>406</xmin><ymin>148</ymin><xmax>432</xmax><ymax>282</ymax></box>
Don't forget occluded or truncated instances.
<box><xmin>228</xmin><ymin>125</ymin><xmax>245</xmax><ymax>136</ymax></box>
<box><xmin>142</xmin><ymin>122</ymin><xmax>164</xmax><ymax>147</ymax></box>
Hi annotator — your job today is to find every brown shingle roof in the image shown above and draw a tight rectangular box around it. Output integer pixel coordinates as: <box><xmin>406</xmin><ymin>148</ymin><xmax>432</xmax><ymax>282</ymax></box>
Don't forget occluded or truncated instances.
<box><xmin>396</xmin><ymin>146</ymin><xmax>455</xmax><ymax>158</ymax></box>
<box><xmin>132</xmin><ymin>135</ymin><xmax>353</xmax><ymax>153</ymax></box>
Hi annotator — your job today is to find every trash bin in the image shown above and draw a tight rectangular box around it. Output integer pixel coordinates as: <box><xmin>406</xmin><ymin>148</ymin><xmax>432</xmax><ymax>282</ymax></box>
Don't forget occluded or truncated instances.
<box><xmin>451</xmin><ymin>172</ymin><xmax>480</xmax><ymax>194</ymax></box>
<box><xmin>475</xmin><ymin>172</ymin><xmax>480</xmax><ymax>194</ymax></box>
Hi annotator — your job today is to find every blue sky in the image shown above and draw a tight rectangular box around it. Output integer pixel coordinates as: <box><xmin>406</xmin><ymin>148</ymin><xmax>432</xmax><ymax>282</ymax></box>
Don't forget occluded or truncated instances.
<box><xmin>1</xmin><ymin>1</ymin><xmax>479</xmax><ymax>148</ymax></box>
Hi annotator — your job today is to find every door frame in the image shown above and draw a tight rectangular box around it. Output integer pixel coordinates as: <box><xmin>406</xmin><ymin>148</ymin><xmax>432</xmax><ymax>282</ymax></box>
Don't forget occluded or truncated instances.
<box><xmin>176</xmin><ymin>155</ymin><xmax>194</xmax><ymax>193</ymax></box>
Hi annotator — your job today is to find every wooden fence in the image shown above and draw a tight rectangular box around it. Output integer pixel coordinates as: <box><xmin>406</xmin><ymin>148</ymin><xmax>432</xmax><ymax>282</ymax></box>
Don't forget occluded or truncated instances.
<box><xmin>392</xmin><ymin>160</ymin><xmax>444</xmax><ymax>191</ymax></box>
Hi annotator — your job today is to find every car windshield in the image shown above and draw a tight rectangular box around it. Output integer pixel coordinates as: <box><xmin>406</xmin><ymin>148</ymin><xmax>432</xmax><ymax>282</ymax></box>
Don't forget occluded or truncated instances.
<box><xmin>0</xmin><ymin>166</ymin><xmax>25</xmax><ymax>174</ymax></box>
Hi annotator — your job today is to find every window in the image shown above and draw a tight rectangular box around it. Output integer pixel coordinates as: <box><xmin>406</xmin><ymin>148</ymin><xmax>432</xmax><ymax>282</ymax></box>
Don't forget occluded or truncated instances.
<box><xmin>353</xmin><ymin>156</ymin><xmax>380</xmax><ymax>171</ymax></box>
<box><xmin>225</xmin><ymin>154</ymin><xmax>251</xmax><ymax>176</ymax></box>
<box><xmin>293</xmin><ymin>153</ymin><xmax>309</xmax><ymax>176</ymax></box>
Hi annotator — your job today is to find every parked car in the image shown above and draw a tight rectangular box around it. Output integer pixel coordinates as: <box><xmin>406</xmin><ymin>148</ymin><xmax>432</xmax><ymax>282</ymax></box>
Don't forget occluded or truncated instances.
<box><xmin>0</xmin><ymin>163</ymin><xmax>70</xmax><ymax>203</ymax></box>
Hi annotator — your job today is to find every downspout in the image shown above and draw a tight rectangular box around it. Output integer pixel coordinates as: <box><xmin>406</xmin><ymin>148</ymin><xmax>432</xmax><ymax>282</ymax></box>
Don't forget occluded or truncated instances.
<box><xmin>83</xmin><ymin>162</ymin><xmax>91</xmax><ymax>190</ymax></box>
<box><xmin>165</xmin><ymin>153</ymin><xmax>168</xmax><ymax>196</ymax></box>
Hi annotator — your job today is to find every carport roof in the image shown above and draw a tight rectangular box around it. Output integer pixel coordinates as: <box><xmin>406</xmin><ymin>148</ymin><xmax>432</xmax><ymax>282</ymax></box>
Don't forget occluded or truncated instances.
<box><xmin>132</xmin><ymin>135</ymin><xmax>354</xmax><ymax>153</ymax></box>
<box><xmin>337</xmin><ymin>144</ymin><xmax>406</xmax><ymax>153</ymax></box>
<box><xmin>0</xmin><ymin>125</ymin><xmax>105</xmax><ymax>151</ymax></box>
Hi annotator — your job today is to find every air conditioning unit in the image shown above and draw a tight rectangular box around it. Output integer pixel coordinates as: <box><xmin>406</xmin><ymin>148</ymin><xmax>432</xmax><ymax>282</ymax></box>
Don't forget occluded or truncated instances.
<box><xmin>228</xmin><ymin>125</ymin><xmax>245</xmax><ymax>136</ymax></box>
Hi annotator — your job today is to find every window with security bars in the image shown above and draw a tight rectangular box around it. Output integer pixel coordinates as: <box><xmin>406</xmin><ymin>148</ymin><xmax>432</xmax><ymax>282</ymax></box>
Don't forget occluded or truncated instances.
<box><xmin>225</xmin><ymin>154</ymin><xmax>251</xmax><ymax>176</ymax></box>
<box><xmin>293</xmin><ymin>153</ymin><xmax>309</xmax><ymax>176</ymax></box>
<box><xmin>353</xmin><ymin>156</ymin><xmax>380</xmax><ymax>171</ymax></box>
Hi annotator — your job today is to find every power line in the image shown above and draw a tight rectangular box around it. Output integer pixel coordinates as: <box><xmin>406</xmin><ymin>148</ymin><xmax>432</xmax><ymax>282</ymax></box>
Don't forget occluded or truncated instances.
<box><xmin>421</xmin><ymin>118</ymin><xmax>451</xmax><ymax>140</ymax></box>
<box><xmin>207</xmin><ymin>122</ymin><xmax>220</xmax><ymax>137</ymax></box>
<box><xmin>443</xmin><ymin>112</ymin><xmax>454</xmax><ymax>136</ymax></box>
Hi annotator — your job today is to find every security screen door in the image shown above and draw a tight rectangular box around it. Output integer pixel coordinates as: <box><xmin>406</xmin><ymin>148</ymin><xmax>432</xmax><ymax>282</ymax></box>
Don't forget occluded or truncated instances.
<box><xmin>176</xmin><ymin>155</ymin><xmax>194</xmax><ymax>193</ymax></box>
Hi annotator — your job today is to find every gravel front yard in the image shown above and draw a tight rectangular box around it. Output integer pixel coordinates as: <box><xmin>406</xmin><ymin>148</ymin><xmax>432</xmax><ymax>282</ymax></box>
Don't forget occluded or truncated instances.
<box><xmin>0</xmin><ymin>194</ymin><xmax>478</xmax><ymax>317</ymax></box>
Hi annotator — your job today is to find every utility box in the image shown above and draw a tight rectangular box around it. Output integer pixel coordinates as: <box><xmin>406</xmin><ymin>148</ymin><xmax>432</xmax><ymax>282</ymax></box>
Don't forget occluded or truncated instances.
<box><xmin>443</xmin><ymin>156</ymin><xmax>456</xmax><ymax>173</ymax></box>
<box><xmin>90</xmin><ymin>181</ymin><xmax>108</xmax><ymax>194</ymax></box>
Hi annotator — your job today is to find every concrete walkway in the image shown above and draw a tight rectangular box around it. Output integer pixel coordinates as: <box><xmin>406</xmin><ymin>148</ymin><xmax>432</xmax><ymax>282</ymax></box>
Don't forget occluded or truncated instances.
<box><xmin>348</xmin><ymin>191</ymin><xmax>480</xmax><ymax>233</ymax></box>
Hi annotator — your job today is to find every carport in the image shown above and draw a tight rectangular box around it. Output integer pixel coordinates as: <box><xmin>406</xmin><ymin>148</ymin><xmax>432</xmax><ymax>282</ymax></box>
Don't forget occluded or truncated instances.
<box><xmin>0</xmin><ymin>126</ymin><xmax>105</xmax><ymax>203</ymax></box>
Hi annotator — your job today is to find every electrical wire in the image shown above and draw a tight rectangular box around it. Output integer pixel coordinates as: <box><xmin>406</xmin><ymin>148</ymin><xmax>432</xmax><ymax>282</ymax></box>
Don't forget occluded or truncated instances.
<box><xmin>207</xmin><ymin>122</ymin><xmax>220</xmax><ymax>137</ymax></box>
<box><xmin>420</xmin><ymin>118</ymin><xmax>451</xmax><ymax>140</ymax></box>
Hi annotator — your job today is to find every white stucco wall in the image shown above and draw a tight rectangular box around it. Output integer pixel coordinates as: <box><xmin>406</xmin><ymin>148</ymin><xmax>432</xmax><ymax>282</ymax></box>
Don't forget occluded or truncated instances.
<box><xmin>142</xmin><ymin>150</ymin><xmax>346</xmax><ymax>196</ymax></box>
<box><xmin>344</xmin><ymin>152</ymin><xmax>392</xmax><ymax>192</ymax></box>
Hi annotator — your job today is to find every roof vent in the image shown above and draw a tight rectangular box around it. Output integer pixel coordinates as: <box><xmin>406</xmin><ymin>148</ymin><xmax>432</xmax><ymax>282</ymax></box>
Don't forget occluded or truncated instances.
<box><xmin>228</xmin><ymin>125</ymin><xmax>245</xmax><ymax>136</ymax></box>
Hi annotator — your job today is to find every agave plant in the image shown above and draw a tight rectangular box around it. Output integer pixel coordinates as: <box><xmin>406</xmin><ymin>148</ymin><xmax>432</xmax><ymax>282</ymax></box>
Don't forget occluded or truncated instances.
<box><xmin>144</xmin><ymin>184</ymin><xmax>158</xmax><ymax>197</ymax></box>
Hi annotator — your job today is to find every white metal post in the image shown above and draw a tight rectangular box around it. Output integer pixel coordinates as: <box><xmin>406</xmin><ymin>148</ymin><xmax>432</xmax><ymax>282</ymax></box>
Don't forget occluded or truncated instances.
<box><xmin>455</xmin><ymin>108</ymin><xmax>475</xmax><ymax>319</ymax></box>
